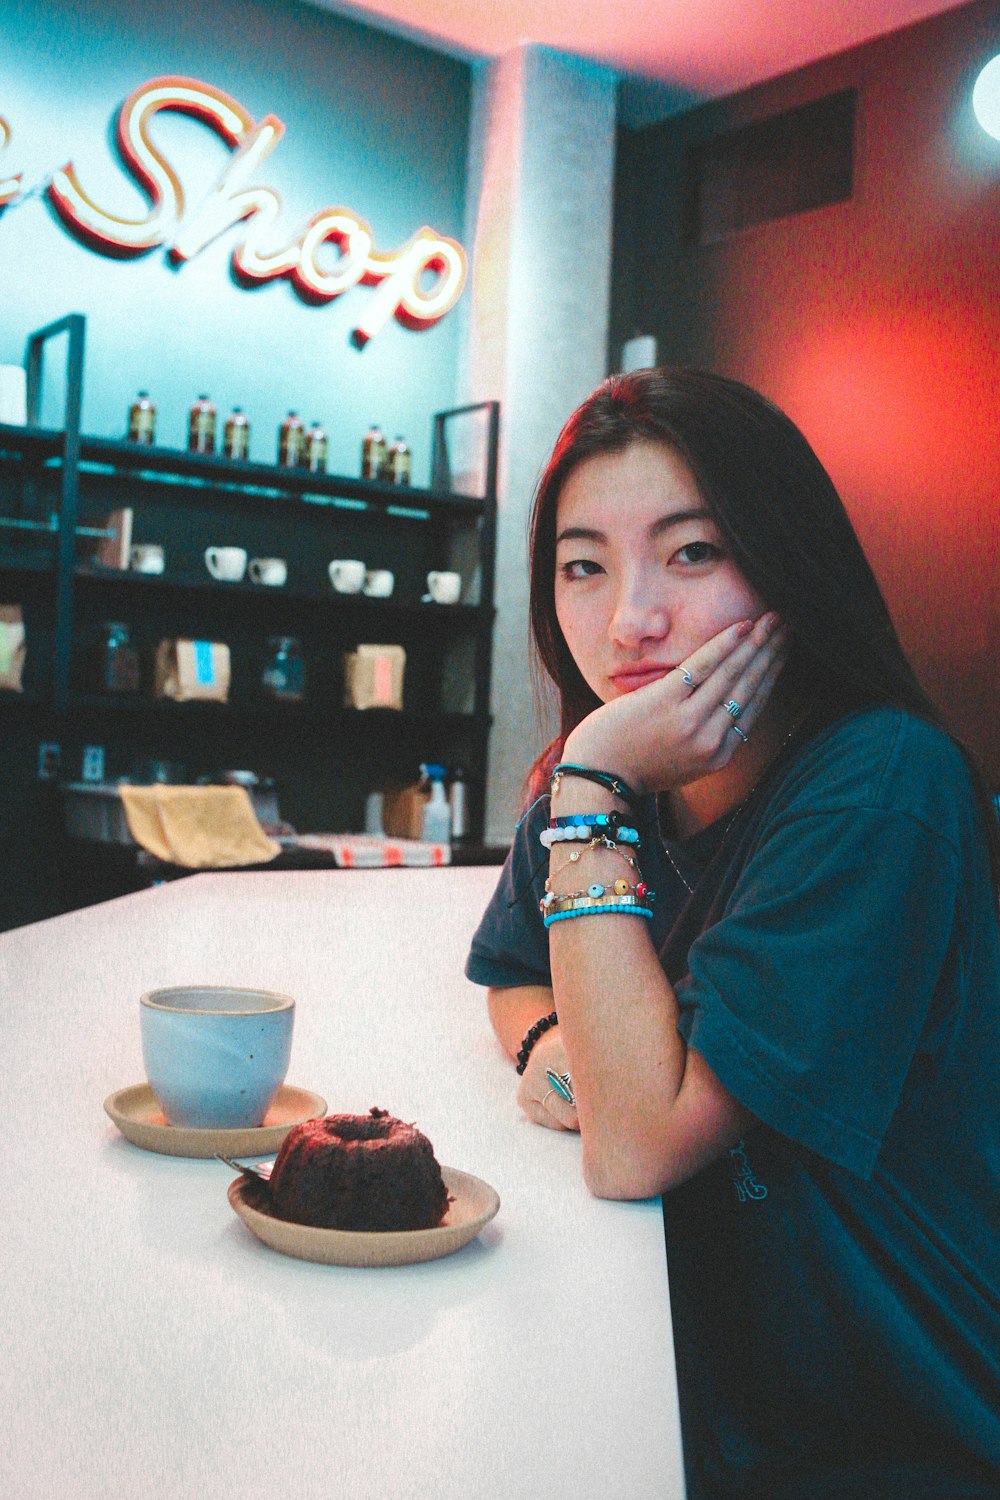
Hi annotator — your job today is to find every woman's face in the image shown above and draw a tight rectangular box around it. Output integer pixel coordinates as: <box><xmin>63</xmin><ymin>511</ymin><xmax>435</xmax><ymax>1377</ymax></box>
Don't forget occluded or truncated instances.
<box><xmin>554</xmin><ymin>440</ymin><xmax>765</xmax><ymax>703</ymax></box>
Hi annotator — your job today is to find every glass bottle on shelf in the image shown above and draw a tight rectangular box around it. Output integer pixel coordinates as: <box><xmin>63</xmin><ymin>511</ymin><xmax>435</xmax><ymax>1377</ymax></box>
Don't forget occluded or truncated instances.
<box><xmin>382</xmin><ymin>436</ymin><xmax>411</xmax><ymax>485</ymax></box>
<box><xmin>260</xmin><ymin>636</ymin><xmax>305</xmax><ymax>701</ymax></box>
<box><xmin>304</xmin><ymin>422</ymin><xmax>327</xmax><ymax>473</ymax></box>
<box><xmin>127</xmin><ymin>391</ymin><xmax>156</xmax><ymax>445</ymax></box>
<box><xmin>223</xmin><ymin>407</ymin><xmax>250</xmax><ymax>461</ymax></box>
<box><xmin>278</xmin><ymin>411</ymin><xmax>305</xmax><ymax>468</ymax></box>
<box><xmin>188</xmin><ymin>395</ymin><xmax>216</xmax><ymax>455</ymax></box>
<box><xmin>361</xmin><ymin>424</ymin><xmax>386</xmax><ymax>480</ymax></box>
<box><xmin>98</xmin><ymin>622</ymin><xmax>140</xmax><ymax>695</ymax></box>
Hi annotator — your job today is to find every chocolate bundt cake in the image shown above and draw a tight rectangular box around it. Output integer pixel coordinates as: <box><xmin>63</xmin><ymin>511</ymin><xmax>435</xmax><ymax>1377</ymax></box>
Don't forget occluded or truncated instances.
<box><xmin>269</xmin><ymin>1107</ymin><xmax>451</xmax><ymax>1231</ymax></box>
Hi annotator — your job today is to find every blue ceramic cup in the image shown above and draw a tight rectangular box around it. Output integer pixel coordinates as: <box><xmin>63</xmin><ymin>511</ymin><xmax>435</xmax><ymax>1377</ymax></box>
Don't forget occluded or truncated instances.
<box><xmin>140</xmin><ymin>985</ymin><xmax>295</xmax><ymax>1130</ymax></box>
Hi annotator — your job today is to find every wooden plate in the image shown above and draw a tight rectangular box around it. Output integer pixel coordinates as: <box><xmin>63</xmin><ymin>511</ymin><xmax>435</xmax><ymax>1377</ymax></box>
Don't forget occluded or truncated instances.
<box><xmin>227</xmin><ymin>1166</ymin><xmax>500</xmax><ymax>1266</ymax></box>
<box><xmin>103</xmin><ymin>1083</ymin><xmax>328</xmax><ymax>1158</ymax></box>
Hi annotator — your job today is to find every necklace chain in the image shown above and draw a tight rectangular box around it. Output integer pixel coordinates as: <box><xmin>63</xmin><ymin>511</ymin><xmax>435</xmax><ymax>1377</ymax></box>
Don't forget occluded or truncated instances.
<box><xmin>661</xmin><ymin>720</ymin><xmax>804</xmax><ymax>897</ymax></box>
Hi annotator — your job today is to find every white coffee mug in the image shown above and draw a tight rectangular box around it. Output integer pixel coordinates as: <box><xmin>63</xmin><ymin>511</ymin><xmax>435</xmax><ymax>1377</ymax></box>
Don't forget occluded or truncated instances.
<box><xmin>427</xmin><ymin>569</ymin><xmax>461</xmax><ymax>605</ymax></box>
<box><xmin>205</xmin><ymin>546</ymin><xmax>247</xmax><ymax>582</ymax></box>
<box><xmin>249</xmin><ymin>556</ymin><xmax>288</xmax><ymax>587</ymax></box>
<box><xmin>363</xmin><ymin>568</ymin><xmax>395</xmax><ymax>598</ymax></box>
<box><xmin>130</xmin><ymin>543</ymin><xmax>165</xmax><ymax>575</ymax></box>
<box><xmin>328</xmin><ymin>558</ymin><xmax>366</xmax><ymax>593</ymax></box>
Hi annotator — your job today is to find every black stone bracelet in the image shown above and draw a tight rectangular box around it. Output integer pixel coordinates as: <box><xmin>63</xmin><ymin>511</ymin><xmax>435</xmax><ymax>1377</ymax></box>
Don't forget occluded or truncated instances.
<box><xmin>515</xmin><ymin>1010</ymin><xmax>558</xmax><ymax>1074</ymax></box>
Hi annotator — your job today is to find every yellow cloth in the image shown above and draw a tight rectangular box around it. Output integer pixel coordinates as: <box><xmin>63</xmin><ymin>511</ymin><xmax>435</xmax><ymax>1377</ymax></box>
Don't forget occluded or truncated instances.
<box><xmin>118</xmin><ymin>785</ymin><xmax>281</xmax><ymax>869</ymax></box>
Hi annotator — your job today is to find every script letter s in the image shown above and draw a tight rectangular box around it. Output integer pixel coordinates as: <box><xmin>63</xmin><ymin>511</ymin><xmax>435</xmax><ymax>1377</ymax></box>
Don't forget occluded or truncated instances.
<box><xmin>47</xmin><ymin>76</ymin><xmax>258</xmax><ymax>255</ymax></box>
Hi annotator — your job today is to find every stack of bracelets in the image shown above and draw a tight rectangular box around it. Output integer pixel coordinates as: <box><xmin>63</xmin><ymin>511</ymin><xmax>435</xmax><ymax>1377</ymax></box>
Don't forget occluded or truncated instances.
<box><xmin>538</xmin><ymin>763</ymin><xmax>655</xmax><ymax>929</ymax></box>
<box><xmin>515</xmin><ymin>763</ymin><xmax>656</xmax><ymax>1076</ymax></box>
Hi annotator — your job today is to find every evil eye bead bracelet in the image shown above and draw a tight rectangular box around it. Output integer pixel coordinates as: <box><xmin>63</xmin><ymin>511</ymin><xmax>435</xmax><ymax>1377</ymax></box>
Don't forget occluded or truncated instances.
<box><xmin>540</xmin><ymin>877</ymin><xmax>655</xmax><ymax>915</ymax></box>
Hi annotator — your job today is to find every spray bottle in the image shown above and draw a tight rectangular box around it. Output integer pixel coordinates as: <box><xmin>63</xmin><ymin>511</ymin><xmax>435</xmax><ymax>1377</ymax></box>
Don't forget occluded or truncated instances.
<box><xmin>419</xmin><ymin>762</ymin><xmax>451</xmax><ymax>843</ymax></box>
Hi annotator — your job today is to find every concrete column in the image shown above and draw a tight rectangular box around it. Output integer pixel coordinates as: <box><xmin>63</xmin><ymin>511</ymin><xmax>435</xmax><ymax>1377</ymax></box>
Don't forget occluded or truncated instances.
<box><xmin>456</xmin><ymin>45</ymin><xmax>617</xmax><ymax>845</ymax></box>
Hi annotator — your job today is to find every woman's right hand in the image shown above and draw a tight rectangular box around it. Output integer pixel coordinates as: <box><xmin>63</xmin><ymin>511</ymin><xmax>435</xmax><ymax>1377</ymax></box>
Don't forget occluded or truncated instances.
<box><xmin>517</xmin><ymin>1027</ymin><xmax>580</xmax><ymax>1132</ymax></box>
<box><xmin>561</xmin><ymin>611</ymin><xmax>788</xmax><ymax>796</ymax></box>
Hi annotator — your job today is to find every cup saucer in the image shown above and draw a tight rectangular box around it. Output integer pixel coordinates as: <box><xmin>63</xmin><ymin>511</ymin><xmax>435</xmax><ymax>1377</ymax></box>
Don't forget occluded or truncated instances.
<box><xmin>104</xmin><ymin>1083</ymin><xmax>327</xmax><ymax>1158</ymax></box>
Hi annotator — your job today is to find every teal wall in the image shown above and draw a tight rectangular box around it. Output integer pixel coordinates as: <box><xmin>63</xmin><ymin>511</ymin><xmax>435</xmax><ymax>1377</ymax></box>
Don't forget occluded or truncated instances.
<box><xmin>0</xmin><ymin>0</ymin><xmax>471</xmax><ymax>483</ymax></box>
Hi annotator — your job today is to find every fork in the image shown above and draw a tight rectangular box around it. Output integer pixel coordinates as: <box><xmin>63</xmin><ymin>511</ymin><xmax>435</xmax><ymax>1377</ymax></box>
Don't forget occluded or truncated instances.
<box><xmin>215</xmin><ymin>1153</ymin><xmax>273</xmax><ymax>1184</ymax></box>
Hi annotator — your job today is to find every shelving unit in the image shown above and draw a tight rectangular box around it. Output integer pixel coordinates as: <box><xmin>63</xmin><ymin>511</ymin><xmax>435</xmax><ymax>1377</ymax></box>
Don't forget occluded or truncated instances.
<box><xmin>0</xmin><ymin>314</ymin><xmax>500</xmax><ymax>878</ymax></box>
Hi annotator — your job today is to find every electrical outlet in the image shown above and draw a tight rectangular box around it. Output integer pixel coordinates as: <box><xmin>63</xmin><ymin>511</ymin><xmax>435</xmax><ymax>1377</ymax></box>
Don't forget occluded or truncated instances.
<box><xmin>37</xmin><ymin>742</ymin><xmax>61</xmax><ymax>780</ymax></box>
<box><xmin>81</xmin><ymin>745</ymin><xmax>105</xmax><ymax>783</ymax></box>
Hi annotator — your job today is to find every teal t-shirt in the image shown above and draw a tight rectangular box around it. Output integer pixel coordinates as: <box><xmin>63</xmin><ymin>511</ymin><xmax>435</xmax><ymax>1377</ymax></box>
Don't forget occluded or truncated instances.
<box><xmin>467</xmin><ymin>708</ymin><xmax>1000</xmax><ymax>1497</ymax></box>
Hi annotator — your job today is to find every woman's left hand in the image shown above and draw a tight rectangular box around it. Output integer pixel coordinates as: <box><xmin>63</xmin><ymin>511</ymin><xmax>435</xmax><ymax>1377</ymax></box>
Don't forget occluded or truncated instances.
<box><xmin>517</xmin><ymin>1027</ymin><xmax>580</xmax><ymax>1132</ymax></box>
<box><xmin>563</xmin><ymin>612</ymin><xmax>787</xmax><ymax>794</ymax></box>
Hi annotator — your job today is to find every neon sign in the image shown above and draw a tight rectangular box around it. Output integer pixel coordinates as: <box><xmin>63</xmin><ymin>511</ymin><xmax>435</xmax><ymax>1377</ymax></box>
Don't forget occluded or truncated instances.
<box><xmin>1</xmin><ymin>76</ymin><xmax>466</xmax><ymax>345</ymax></box>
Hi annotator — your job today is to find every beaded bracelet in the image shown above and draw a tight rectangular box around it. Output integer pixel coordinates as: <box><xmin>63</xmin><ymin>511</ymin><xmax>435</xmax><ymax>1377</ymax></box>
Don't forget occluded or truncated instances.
<box><xmin>540</xmin><ymin>824</ymin><xmax>641</xmax><ymax>848</ymax></box>
<box><xmin>540</xmin><ymin>878</ymin><xmax>654</xmax><ymax>915</ymax></box>
<box><xmin>515</xmin><ymin>1010</ymin><xmax>558</xmax><ymax>1075</ymax></box>
<box><xmin>550</xmin><ymin>763</ymin><xmax>641</xmax><ymax>812</ymax></box>
<box><xmin>544</xmin><ymin>890</ymin><xmax>654</xmax><ymax>918</ymax></box>
<box><xmin>550</xmin><ymin>811</ymin><xmax>623</xmax><ymax>830</ymax></box>
<box><xmin>544</xmin><ymin>902</ymin><xmax>654</xmax><ymax>928</ymax></box>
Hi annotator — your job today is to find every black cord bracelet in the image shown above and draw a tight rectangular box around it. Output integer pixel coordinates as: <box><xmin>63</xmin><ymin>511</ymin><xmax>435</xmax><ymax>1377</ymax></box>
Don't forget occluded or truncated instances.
<box><xmin>550</xmin><ymin>763</ymin><xmax>641</xmax><ymax>813</ymax></box>
<box><xmin>515</xmin><ymin>1010</ymin><xmax>558</xmax><ymax>1074</ymax></box>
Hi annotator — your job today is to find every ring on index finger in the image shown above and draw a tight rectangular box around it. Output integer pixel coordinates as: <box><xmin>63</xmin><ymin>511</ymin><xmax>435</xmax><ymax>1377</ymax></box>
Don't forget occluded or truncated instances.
<box><xmin>680</xmin><ymin>665</ymin><xmax>695</xmax><ymax>688</ymax></box>
<box><xmin>724</xmin><ymin>699</ymin><xmax>743</xmax><ymax>720</ymax></box>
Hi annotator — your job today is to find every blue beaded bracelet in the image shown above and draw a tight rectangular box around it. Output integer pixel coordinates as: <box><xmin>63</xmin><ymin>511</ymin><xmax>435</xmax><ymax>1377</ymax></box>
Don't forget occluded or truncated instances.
<box><xmin>544</xmin><ymin>902</ymin><xmax>654</xmax><ymax>928</ymax></box>
<box><xmin>550</xmin><ymin>811</ymin><xmax>623</xmax><ymax>829</ymax></box>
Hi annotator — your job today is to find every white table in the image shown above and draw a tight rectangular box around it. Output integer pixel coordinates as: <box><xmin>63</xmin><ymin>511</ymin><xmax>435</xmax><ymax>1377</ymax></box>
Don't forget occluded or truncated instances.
<box><xmin>1</xmin><ymin>870</ymin><xmax>685</xmax><ymax>1499</ymax></box>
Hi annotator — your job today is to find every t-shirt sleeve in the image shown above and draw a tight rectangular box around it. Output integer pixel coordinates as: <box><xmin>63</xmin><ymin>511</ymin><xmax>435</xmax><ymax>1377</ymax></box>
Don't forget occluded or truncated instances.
<box><xmin>674</xmin><ymin>802</ymin><xmax>963</xmax><ymax>1179</ymax></box>
<box><xmin>465</xmin><ymin>795</ymin><xmax>552</xmax><ymax>989</ymax></box>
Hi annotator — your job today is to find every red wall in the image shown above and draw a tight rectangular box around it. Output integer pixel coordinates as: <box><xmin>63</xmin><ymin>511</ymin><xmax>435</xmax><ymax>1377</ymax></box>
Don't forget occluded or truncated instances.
<box><xmin>614</xmin><ymin>0</ymin><xmax>1000</xmax><ymax>778</ymax></box>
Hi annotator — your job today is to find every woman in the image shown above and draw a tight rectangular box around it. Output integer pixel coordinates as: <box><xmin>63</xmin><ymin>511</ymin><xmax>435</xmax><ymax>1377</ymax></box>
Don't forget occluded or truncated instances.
<box><xmin>466</xmin><ymin>368</ymin><xmax>1000</xmax><ymax>1499</ymax></box>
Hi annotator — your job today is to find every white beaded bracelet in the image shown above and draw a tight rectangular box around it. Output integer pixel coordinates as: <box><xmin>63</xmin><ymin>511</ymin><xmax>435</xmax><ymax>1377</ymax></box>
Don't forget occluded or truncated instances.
<box><xmin>540</xmin><ymin>824</ymin><xmax>640</xmax><ymax>848</ymax></box>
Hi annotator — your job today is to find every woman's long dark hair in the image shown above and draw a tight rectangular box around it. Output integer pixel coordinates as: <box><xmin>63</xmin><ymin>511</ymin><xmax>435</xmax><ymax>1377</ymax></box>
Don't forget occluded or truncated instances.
<box><xmin>527</xmin><ymin>366</ymin><xmax>1000</xmax><ymax>893</ymax></box>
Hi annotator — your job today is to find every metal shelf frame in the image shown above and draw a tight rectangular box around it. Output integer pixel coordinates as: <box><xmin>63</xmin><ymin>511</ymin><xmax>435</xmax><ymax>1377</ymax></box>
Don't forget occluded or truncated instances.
<box><xmin>0</xmin><ymin>313</ymin><xmax>500</xmax><ymax>842</ymax></box>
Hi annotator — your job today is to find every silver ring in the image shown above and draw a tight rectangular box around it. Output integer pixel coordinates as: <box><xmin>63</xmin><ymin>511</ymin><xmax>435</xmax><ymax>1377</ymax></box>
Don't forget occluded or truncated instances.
<box><xmin>681</xmin><ymin>667</ymin><xmax>694</xmax><ymax>687</ymax></box>
<box><xmin>545</xmin><ymin>1068</ymin><xmax>576</xmax><ymax>1105</ymax></box>
<box><xmin>724</xmin><ymin>699</ymin><xmax>743</xmax><ymax>720</ymax></box>
<box><xmin>541</xmin><ymin>1087</ymin><xmax>557</xmax><ymax>1110</ymax></box>
<box><xmin>731</xmin><ymin>722</ymin><xmax>748</xmax><ymax>744</ymax></box>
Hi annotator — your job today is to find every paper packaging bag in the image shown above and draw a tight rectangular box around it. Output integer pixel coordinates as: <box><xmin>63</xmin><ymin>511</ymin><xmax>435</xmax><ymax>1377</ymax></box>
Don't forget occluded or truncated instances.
<box><xmin>92</xmin><ymin>508</ymin><xmax>133</xmax><ymax>570</ymax></box>
<box><xmin>343</xmin><ymin>643</ymin><xmax>405</xmax><ymax>710</ymax></box>
<box><xmin>0</xmin><ymin>605</ymin><xmax>25</xmax><ymax>692</ymax></box>
<box><xmin>154</xmin><ymin>638</ymin><xmax>230</xmax><ymax>702</ymax></box>
<box><xmin>382</xmin><ymin>784</ymin><xmax>429</xmax><ymax>840</ymax></box>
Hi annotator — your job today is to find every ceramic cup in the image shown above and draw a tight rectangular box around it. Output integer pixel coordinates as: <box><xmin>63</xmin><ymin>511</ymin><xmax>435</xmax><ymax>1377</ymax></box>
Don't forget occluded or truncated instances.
<box><xmin>249</xmin><ymin>556</ymin><xmax>288</xmax><ymax>587</ymax></box>
<box><xmin>140</xmin><ymin>985</ymin><xmax>295</xmax><ymax>1130</ymax></box>
<box><xmin>205</xmin><ymin>546</ymin><xmax>248</xmax><ymax>582</ymax></box>
<box><xmin>363</xmin><ymin>568</ymin><xmax>394</xmax><ymax>598</ymax></box>
<box><xmin>427</xmin><ymin>569</ymin><xmax>461</xmax><ymax>605</ymax></box>
<box><xmin>130</xmin><ymin>543</ymin><xmax>165</xmax><ymax>575</ymax></box>
<box><xmin>328</xmin><ymin>558</ymin><xmax>366</xmax><ymax>594</ymax></box>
